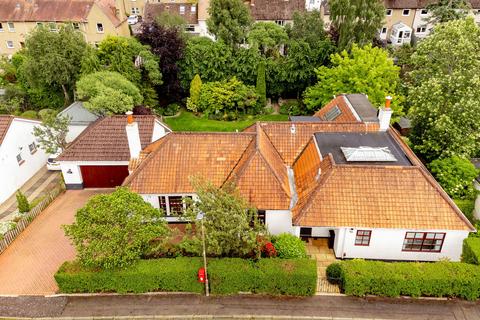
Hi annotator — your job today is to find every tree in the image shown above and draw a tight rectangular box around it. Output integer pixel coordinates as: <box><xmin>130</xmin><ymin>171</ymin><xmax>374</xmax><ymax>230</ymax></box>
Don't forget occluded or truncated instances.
<box><xmin>182</xmin><ymin>177</ymin><xmax>265</xmax><ymax>258</ymax></box>
<box><xmin>186</xmin><ymin>74</ymin><xmax>202</xmax><ymax>112</ymax></box>
<box><xmin>408</xmin><ymin>18</ymin><xmax>480</xmax><ymax>160</ymax></box>
<box><xmin>33</xmin><ymin>113</ymin><xmax>70</xmax><ymax>154</ymax></box>
<box><xmin>16</xmin><ymin>191</ymin><xmax>30</xmax><ymax>213</ymax></box>
<box><xmin>329</xmin><ymin>0</ymin><xmax>384</xmax><ymax>50</ymax></box>
<box><xmin>137</xmin><ymin>21</ymin><xmax>185</xmax><ymax>104</ymax></box>
<box><xmin>207</xmin><ymin>0</ymin><xmax>252</xmax><ymax>47</ymax></box>
<box><xmin>256</xmin><ymin>60</ymin><xmax>267</xmax><ymax>106</ymax></box>
<box><xmin>64</xmin><ymin>187</ymin><xmax>169</xmax><ymax>269</ymax></box>
<box><xmin>287</xmin><ymin>10</ymin><xmax>328</xmax><ymax>46</ymax></box>
<box><xmin>429</xmin><ymin>157</ymin><xmax>479</xmax><ymax>200</ymax></box>
<box><xmin>426</xmin><ymin>0</ymin><xmax>471</xmax><ymax>24</ymax></box>
<box><xmin>303</xmin><ymin>44</ymin><xmax>401</xmax><ymax>114</ymax></box>
<box><xmin>76</xmin><ymin>71</ymin><xmax>143</xmax><ymax>115</ymax></box>
<box><xmin>20</xmin><ymin>25</ymin><xmax>88</xmax><ymax>105</ymax></box>
<box><xmin>247</xmin><ymin>22</ymin><xmax>288</xmax><ymax>57</ymax></box>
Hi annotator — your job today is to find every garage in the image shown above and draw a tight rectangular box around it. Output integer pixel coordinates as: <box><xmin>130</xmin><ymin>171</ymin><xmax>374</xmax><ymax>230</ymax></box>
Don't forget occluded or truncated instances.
<box><xmin>80</xmin><ymin>165</ymin><xmax>129</xmax><ymax>188</ymax></box>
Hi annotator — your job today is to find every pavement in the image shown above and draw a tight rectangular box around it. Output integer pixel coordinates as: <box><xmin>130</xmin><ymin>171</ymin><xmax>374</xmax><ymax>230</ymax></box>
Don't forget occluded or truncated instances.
<box><xmin>0</xmin><ymin>167</ymin><xmax>62</xmax><ymax>221</ymax></box>
<box><xmin>0</xmin><ymin>294</ymin><xmax>480</xmax><ymax>319</ymax></box>
<box><xmin>0</xmin><ymin>190</ymin><xmax>108</xmax><ymax>295</ymax></box>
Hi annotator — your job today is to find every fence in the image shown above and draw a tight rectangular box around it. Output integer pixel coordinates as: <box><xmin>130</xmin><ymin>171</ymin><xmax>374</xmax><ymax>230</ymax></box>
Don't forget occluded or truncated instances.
<box><xmin>0</xmin><ymin>185</ymin><xmax>65</xmax><ymax>254</ymax></box>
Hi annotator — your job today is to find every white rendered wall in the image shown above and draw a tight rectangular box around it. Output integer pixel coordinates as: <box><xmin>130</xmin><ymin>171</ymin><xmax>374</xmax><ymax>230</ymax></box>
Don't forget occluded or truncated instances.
<box><xmin>334</xmin><ymin>227</ymin><xmax>469</xmax><ymax>262</ymax></box>
<box><xmin>66</xmin><ymin>125</ymin><xmax>88</xmax><ymax>143</ymax></box>
<box><xmin>0</xmin><ymin>118</ymin><xmax>48</xmax><ymax>203</ymax></box>
<box><xmin>265</xmin><ymin>210</ymin><xmax>294</xmax><ymax>235</ymax></box>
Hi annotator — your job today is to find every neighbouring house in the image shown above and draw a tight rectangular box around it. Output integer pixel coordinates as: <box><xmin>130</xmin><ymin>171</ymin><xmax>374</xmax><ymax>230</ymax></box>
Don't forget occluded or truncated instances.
<box><xmin>58</xmin><ymin>101</ymin><xmax>99</xmax><ymax>143</ymax></box>
<box><xmin>0</xmin><ymin>115</ymin><xmax>48</xmax><ymax>204</ymax></box>
<box><xmin>144</xmin><ymin>2</ymin><xmax>200</xmax><ymax>35</ymax></box>
<box><xmin>57</xmin><ymin>113</ymin><xmax>170</xmax><ymax>189</ymax></box>
<box><xmin>122</xmin><ymin>93</ymin><xmax>474</xmax><ymax>262</ymax></box>
<box><xmin>393</xmin><ymin>116</ymin><xmax>411</xmax><ymax>136</ymax></box>
<box><xmin>0</xmin><ymin>0</ymin><xmax>130</xmax><ymax>56</ymax></box>
<box><xmin>472</xmin><ymin>158</ymin><xmax>480</xmax><ymax>220</ymax></box>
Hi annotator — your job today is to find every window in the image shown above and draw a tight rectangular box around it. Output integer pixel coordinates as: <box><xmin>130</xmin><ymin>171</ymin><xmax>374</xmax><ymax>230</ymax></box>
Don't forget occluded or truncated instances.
<box><xmin>404</xmin><ymin>31</ymin><xmax>411</xmax><ymax>38</ymax></box>
<box><xmin>185</xmin><ymin>24</ymin><xmax>195</xmax><ymax>32</ymax></box>
<box><xmin>179</xmin><ymin>5</ymin><xmax>185</xmax><ymax>15</ymax></box>
<box><xmin>7</xmin><ymin>22</ymin><xmax>15</xmax><ymax>32</ymax></box>
<box><xmin>28</xmin><ymin>142</ymin><xmax>37</xmax><ymax>154</ymax></box>
<box><xmin>72</xmin><ymin>22</ymin><xmax>80</xmax><ymax>30</ymax></box>
<box><xmin>275</xmin><ymin>20</ymin><xmax>285</xmax><ymax>26</ymax></box>
<box><xmin>386</xmin><ymin>9</ymin><xmax>392</xmax><ymax>16</ymax></box>
<box><xmin>49</xmin><ymin>22</ymin><xmax>57</xmax><ymax>32</ymax></box>
<box><xmin>158</xmin><ymin>195</ymin><xmax>192</xmax><ymax>215</ymax></box>
<box><xmin>300</xmin><ymin>227</ymin><xmax>312</xmax><ymax>238</ymax></box>
<box><xmin>355</xmin><ymin>230</ymin><xmax>371</xmax><ymax>246</ymax></box>
<box><xmin>168</xmin><ymin>196</ymin><xmax>184</xmax><ymax>214</ymax></box>
<box><xmin>416</xmin><ymin>25</ymin><xmax>427</xmax><ymax>33</ymax></box>
<box><xmin>420</xmin><ymin>9</ymin><xmax>428</xmax><ymax>15</ymax></box>
<box><xmin>191</xmin><ymin>5</ymin><xmax>196</xmax><ymax>13</ymax></box>
<box><xmin>159</xmin><ymin>196</ymin><xmax>168</xmax><ymax>213</ymax></box>
<box><xmin>0</xmin><ymin>23</ymin><xmax>3</xmax><ymax>32</ymax></box>
<box><xmin>402</xmin><ymin>232</ymin><xmax>445</xmax><ymax>252</ymax></box>
<box><xmin>257</xmin><ymin>210</ymin><xmax>266</xmax><ymax>224</ymax></box>
<box><xmin>402</xmin><ymin>9</ymin><xmax>410</xmax><ymax>16</ymax></box>
<box><xmin>131</xmin><ymin>7</ymin><xmax>140</xmax><ymax>14</ymax></box>
<box><xmin>324</xmin><ymin>105</ymin><xmax>342</xmax><ymax>121</ymax></box>
<box><xmin>96</xmin><ymin>23</ymin><xmax>104</xmax><ymax>33</ymax></box>
<box><xmin>381</xmin><ymin>27</ymin><xmax>387</xmax><ymax>34</ymax></box>
<box><xmin>6</xmin><ymin>40</ymin><xmax>14</xmax><ymax>49</ymax></box>
<box><xmin>16</xmin><ymin>153</ymin><xmax>24</xmax><ymax>165</ymax></box>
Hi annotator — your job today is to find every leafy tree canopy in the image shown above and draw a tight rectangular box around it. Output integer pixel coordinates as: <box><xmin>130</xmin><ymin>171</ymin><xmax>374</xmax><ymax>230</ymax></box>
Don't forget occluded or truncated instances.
<box><xmin>426</xmin><ymin>0</ymin><xmax>471</xmax><ymax>24</ymax></box>
<box><xmin>248</xmin><ymin>22</ymin><xmax>288</xmax><ymax>57</ymax></box>
<box><xmin>303</xmin><ymin>44</ymin><xmax>401</xmax><ymax>114</ymax></box>
<box><xmin>329</xmin><ymin>0</ymin><xmax>385</xmax><ymax>50</ymax></box>
<box><xmin>64</xmin><ymin>187</ymin><xmax>169</xmax><ymax>269</ymax></box>
<box><xmin>33</xmin><ymin>113</ymin><xmax>70</xmax><ymax>154</ymax></box>
<box><xmin>408</xmin><ymin>18</ymin><xmax>480</xmax><ymax>160</ymax></box>
<box><xmin>286</xmin><ymin>10</ymin><xmax>328</xmax><ymax>46</ymax></box>
<box><xmin>76</xmin><ymin>71</ymin><xmax>143</xmax><ymax>115</ymax></box>
<box><xmin>207</xmin><ymin>0</ymin><xmax>252</xmax><ymax>47</ymax></box>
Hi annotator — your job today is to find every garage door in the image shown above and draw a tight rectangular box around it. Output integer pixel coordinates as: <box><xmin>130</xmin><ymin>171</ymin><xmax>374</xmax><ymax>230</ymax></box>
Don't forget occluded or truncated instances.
<box><xmin>80</xmin><ymin>165</ymin><xmax>129</xmax><ymax>188</ymax></box>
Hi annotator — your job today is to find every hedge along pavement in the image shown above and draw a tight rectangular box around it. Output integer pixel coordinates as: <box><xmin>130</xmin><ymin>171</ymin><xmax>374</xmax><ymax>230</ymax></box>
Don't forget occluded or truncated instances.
<box><xmin>335</xmin><ymin>259</ymin><xmax>480</xmax><ymax>301</ymax></box>
<box><xmin>55</xmin><ymin>257</ymin><xmax>317</xmax><ymax>296</ymax></box>
<box><xmin>462</xmin><ymin>237</ymin><xmax>480</xmax><ymax>265</ymax></box>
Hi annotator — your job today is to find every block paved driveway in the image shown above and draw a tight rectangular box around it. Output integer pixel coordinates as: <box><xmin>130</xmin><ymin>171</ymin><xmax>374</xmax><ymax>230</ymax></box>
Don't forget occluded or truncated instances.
<box><xmin>0</xmin><ymin>189</ymin><xmax>110</xmax><ymax>295</ymax></box>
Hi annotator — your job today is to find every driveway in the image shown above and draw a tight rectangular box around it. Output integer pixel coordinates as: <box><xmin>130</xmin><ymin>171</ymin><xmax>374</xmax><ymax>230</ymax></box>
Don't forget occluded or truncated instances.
<box><xmin>0</xmin><ymin>190</ymin><xmax>110</xmax><ymax>295</ymax></box>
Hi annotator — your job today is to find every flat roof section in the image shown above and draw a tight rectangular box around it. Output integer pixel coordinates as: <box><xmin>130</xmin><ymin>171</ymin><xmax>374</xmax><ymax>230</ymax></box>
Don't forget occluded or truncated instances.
<box><xmin>289</xmin><ymin>116</ymin><xmax>322</xmax><ymax>122</ymax></box>
<box><xmin>314</xmin><ymin>132</ymin><xmax>412</xmax><ymax>166</ymax></box>
<box><xmin>345</xmin><ymin>94</ymin><xmax>379</xmax><ymax>123</ymax></box>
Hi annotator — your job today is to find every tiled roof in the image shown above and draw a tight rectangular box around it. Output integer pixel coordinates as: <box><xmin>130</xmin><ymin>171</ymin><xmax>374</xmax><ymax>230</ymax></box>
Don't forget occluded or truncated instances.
<box><xmin>314</xmin><ymin>96</ymin><xmax>359</xmax><ymax>122</ymax></box>
<box><xmin>247</xmin><ymin>0</ymin><xmax>305</xmax><ymax>20</ymax></box>
<box><xmin>293</xmin><ymin>156</ymin><xmax>474</xmax><ymax>231</ymax></box>
<box><xmin>0</xmin><ymin>116</ymin><xmax>14</xmax><ymax>146</ymax></box>
<box><xmin>144</xmin><ymin>3</ymin><xmax>198</xmax><ymax>25</ymax></box>
<box><xmin>57</xmin><ymin>115</ymin><xmax>158</xmax><ymax>161</ymax></box>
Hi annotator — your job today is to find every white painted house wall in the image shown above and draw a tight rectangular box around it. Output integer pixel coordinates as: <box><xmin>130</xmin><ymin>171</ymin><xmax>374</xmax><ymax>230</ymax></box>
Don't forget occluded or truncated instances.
<box><xmin>265</xmin><ymin>210</ymin><xmax>294</xmax><ymax>235</ymax></box>
<box><xmin>0</xmin><ymin>118</ymin><xmax>48</xmax><ymax>203</ymax></box>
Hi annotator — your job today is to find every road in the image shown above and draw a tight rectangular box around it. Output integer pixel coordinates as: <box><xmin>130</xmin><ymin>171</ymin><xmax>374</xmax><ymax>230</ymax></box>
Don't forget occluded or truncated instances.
<box><xmin>0</xmin><ymin>294</ymin><xmax>479</xmax><ymax>319</ymax></box>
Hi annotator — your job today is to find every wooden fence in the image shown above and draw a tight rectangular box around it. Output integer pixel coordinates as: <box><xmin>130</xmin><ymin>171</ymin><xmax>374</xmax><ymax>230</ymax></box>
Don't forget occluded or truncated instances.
<box><xmin>0</xmin><ymin>185</ymin><xmax>65</xmax><ymax>254</ymax></box>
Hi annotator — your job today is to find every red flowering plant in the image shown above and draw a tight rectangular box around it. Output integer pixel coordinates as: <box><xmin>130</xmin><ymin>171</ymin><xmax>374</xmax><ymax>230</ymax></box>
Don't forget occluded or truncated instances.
<box><xmin>262</xmin><ymin>241</ymin><xmax>277</xmax><ymax>258</ymax></box>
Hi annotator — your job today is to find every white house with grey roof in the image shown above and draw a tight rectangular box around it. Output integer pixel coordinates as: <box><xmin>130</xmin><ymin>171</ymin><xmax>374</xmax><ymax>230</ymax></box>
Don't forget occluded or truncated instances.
<box><xmin>58</xmin><ymin>101</ymin><xmax>99</xmax><ymax>143</ymax></box>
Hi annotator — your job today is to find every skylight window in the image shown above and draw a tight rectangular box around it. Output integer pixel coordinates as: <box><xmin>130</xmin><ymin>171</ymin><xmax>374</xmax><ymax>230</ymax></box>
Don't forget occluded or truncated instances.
<box><xmin>324</xmin><ymin>106</ymin><xmax>341</xmax><ymax>121</ymax></box>
<box><xmin>341</xmin><ymin>146</ymin><xmax>397</xmax><ymax>162</ymax></box>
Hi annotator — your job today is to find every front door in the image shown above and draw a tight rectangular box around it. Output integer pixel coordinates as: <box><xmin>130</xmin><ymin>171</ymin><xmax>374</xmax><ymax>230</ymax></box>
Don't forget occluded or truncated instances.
<box><xmin>328</xmin><ymin>229</ymin><xmax>335</xmax><ymax>249</ymax></box>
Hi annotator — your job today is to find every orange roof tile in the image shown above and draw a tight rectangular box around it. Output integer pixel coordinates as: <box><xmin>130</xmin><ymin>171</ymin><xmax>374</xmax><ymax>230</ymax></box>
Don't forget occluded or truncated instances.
<box><xmin>0</xmin><ymin>116</ymin><xmax>14</xmax><ymax>146</ymax></box>
<box><xmin>314</xmin><ymin>96</ymin><xmax>359</xmax><ymax>122</ymax></box>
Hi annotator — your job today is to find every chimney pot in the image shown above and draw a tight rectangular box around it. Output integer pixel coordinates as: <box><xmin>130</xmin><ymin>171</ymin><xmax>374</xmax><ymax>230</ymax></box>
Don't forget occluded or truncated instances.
<box><xmin>385</xmin><ymin>96</ymin><xmax>392</xmax><ymax>109</ymax></box>
<box><xmin>126</xmin><ymin>111</ymin><xmax>134</xmax><ymax>124</ymax></box>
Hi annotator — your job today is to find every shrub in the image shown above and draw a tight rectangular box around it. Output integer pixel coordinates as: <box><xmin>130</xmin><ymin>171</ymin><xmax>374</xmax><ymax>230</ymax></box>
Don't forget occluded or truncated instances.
<box><xmin>20</xmin><ymin>110</ymin><xmax>38</xmax><ymax>119</ymax></box>
<box><xmin>38</xmin><ymin>108</ymin><xmax>57</xmax><ymax>120</ymax></box>
<box><xmin>261</xmin><ymin>241</ymin><xmax>277</xmax><ymax>257</ymax></box>
<box><xmin>279</xmin><ymin>100</ymin><xmax>304</xmax><ymax>116</ymax></box>
<box><xmin>463</xmin><ymin>238</ymin><xmax>480</xmax><ymax>265</ymax></box>
<box><xmin>55</xmin><ymin>258</ymin><xmax>204</xmax><ymax>294</ymax></box>
<box><xmin>158</xmin><ymin>103</ymin><xmax>180</xmax><ymax>116</ymax></box>
<box><xmin>186</xmin><ymin>74</ymin><xmax>202</xmax><ymax>112</ymax></box>
<box><xmin>256</xmin><ymin>60</ymin><xmax>266</xmax><ymax>107</ymax></box>
<box><xmin>272</xmin><ymin>233</ymin><xmax>307</xmax><ymax>259</ymax></box>
<box><xmin>454</xmin><ymin>198</ymin><xmax>476</xmax><ymax>222</ymax></box>
<box><xmin>338</xmin><ymin>259</ymin><xmax>480</xmax><ymax>300</ymax></box>
<box><xmin>16</xmin><ymin>190</ymin><xmax>30</xmax><ymax>213</ymax></box>
<box><xmin>326</xmin><ymin>262</ymin><xmax>343</xmax><ymax>284</ymax></box>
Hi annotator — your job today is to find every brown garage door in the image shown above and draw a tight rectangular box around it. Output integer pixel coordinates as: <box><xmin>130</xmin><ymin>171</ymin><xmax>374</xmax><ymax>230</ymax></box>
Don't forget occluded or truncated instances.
<box><xmin>80</xmin><ymin>165</ymin><xmax>129</xmax><ymax>188</ymax></box>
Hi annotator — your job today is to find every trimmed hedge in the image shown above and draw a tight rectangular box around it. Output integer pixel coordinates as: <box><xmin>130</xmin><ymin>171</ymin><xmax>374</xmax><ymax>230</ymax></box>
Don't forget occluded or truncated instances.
<box><xmin>271</xmin><ymin>233</ymin><xmax>308</xmax><ymax>259</ymax></box>
<box><xmin>336</xmin><ymin>259</ymin><xmax>480</xmax><ymax>300</ymax></box>
<box><xmin>55</xmin><ymin>257</ymin><xmax>317</xmax><ymax>296</ymax></box>
<box><xmin>55</xmin><ymin>257</ymin><xmax>204</xmax><ymax>293</ymax></box>
<box><xmin>208</xmin><ymin>258</ymin><xmax>316</xmax><ymax>296</ymax></box>
<box><xmin>463</xmin><ymin>237</ymin><xmax>480</xmax><ymax>265</ymax></box>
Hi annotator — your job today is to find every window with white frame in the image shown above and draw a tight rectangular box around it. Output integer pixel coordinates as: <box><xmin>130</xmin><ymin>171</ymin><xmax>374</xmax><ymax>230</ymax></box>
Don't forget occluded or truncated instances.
<box><xmin>386</xmin><ymin>9</ymin><xmax>392</xmax><ymax>16</ymax></box>
<box><xmin>185</xmin><ymin>24</ymin><xmax>195</xmax><ymax>32</ymax></box>
<box><xmin>275</xmin><ymin>20</ymin><xmax>285</xmax><ymax>26</ymax></box>
<box><xmin>73</xmin><ymin>22</ymin><xmax>80</xmax><ymax>30</ymax></box>
<box><xmin>0</xmin><ymin>23</ymin><xmax>3</xmax><ymax>32</ymax></box>
<box><xmin>158</xmin><ymin>195</ymin><xmax>193</xmax><ymax>215</ymax></box>
<box><xmin>16</xmin><ymin>153</ymin><xmax>24</xmax><ymax>165</ymax></box>
<box><xmin>402</xmin><ymin>9</ymin><xmax>410</xmax><ymax>16</ymax></box>
<box><xmin>6</xmin><ymin>40</ymin><xmax>14</xmax><ymax>49</ymax></box>
<box><xmin>131</xmin><ymin>7</ymin><xmax>140</xmax><ymax>14</ymax></box>
<box><xmin>7</xmin><ymin>22</ymin><xmax>15</xmax><ymax>32</ymax></box>
<box><xmin>179</xmin><ymin>5</ymin><xmax>185</xmax><ymax>15</ymax></box>
<box><xmin>191</xmin><ymin>4</ymin><xmax>196</xmax><ymax>13</ymax></box>
<box><xmin>29</xmin><ymin>142</ymin><xmax>37</xmax><ymax>154</ymax></box>
<box><xmin>416</xmin><ymin>25</ymin><xmax>427</xmax><ymax>33</ymax></box>
<box><xmin>420</xmin><ymin>9</ymin><xmax>428</xmax><ymax>15</ymax></box>
<box><xmin>96</xmin><ymin>23</ymin><xmax>104</xmax><ymax>33</ymax></box>
<box><xmin>381</xmin><ymin>27</ymin><xmax>387</xmax><ymax>34</ymax></box>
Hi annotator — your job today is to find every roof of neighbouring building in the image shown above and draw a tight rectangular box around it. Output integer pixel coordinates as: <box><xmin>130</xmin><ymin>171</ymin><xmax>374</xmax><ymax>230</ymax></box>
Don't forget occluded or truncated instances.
<box><xmin>0</xmin><ymin>116</ymin><xmax>14</xmax><ymax>146</ymax></box>
<box><xmin>289</xmin><ymin>116</ymin><xmax>322</xmax><ymax>122</ymax></box>
<box><xmin>248</xmin><ymin>0</ymin><xmax>305</xmax><ymax>21</ymax></box>
<box><xmin>0</xmin><ymin>0</ymin><xmax>121</xmax><ymax>25</ymax></box>
<box><xmin>58</xmin><ymin>101</ymin><xmax>98</xmax><ymax>126</ymax></box>
<box><xmin>144</xmin><ymin>2</ymin><xmax>198</xmax><ymax>25</ymax></box>
<box><xmin>397</xmin><ymin>116</ymin><xmax>412</xmax><ymax>129</ymax></box>
<box><xmin>57</xmin><ymin>115</ymin><xmax>162</xmax><ymax>162</ymax></box>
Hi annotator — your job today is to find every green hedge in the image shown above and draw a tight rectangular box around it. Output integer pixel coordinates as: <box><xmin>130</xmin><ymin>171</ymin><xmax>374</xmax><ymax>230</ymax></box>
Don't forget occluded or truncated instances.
<box><xmin>337</xmin><ymin>259</ymin><xmax>480</xmax><ymax>300</ymax></box>
<box><xmin>454</xmin><ymin>198</ymin><xmax>476</xmax><ymax>222</ymax></box>
<box><xmin>55</xmin><ymin>257</ymin><xmax>204</xmax><ymax>293</ymax></box>
<box><xmin>463</xmin><ymin>238</ymin><xmax>480</xmax><ymax>265</ymax></box>
<box><xmin>55</xmin><ymin>257</ymin><xmax>317</xmax><ymax>296</ymax></box>
<box><xmin>208</xmin><ymin>258</ymin><xmax>316</xmax><ymax>296</ymax></box>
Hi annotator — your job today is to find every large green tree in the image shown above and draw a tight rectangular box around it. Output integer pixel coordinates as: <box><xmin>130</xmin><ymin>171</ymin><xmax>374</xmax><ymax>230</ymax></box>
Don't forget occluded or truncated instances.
<box><xmin>207</xmin><ymin>0</ymin><xmax>252</xmax><ymax>47</ymax></box>
<box><xmin>76</xmin><ymin>71</ymin><xmax>143</xmax><ymax>115</ymax></box>
<box><xmin>329</xmin><ymin>0</ymin><xmax>384</xmax><ymax>50</ymax></box>
<box><xmin>303</xmin><ymin>44</ymin><xmax>401</xmax><ymax>113</ymax></box>
<box><xmin>426</xmin><ymin>0</ymin><xmax>471</xmax><ymax>24</ymax></box>
<box><xmin>247</xmin><ymin>22</ymin><xmax>288</xmax><ymax>57</ymax></box>
<box><xmin>408</xmin><ymin>18</ymin><xmax>480</xmax><ymax>160</ymax></box>
<box><xmin>20</xmin><ymin>25</ymin><xmax>88</xmax><ymax>105</ymax></box>
<box><xmin>64</xmin><ymin>187</ymin><xmax>169</xmax><ymax>269</ymax></box>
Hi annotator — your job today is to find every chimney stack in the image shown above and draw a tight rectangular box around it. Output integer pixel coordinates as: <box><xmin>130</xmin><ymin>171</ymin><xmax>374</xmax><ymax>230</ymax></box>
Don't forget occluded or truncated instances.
<box><xmin>378</xmin><ymin>96</ymin><xmax>393</xmax><ymax>132</ymax></box>
<box><xmin>125</xmin><ymin>111</ymin><xmax>142</xmax><ymax>159</ymax></box>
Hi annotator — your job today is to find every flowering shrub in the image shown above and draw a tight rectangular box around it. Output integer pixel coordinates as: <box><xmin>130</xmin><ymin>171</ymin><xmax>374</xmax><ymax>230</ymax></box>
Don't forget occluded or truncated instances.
<box><xmin>262</xmin><ymin>241</ymin><xmax>277</xmax><ymax>257</ymax></box>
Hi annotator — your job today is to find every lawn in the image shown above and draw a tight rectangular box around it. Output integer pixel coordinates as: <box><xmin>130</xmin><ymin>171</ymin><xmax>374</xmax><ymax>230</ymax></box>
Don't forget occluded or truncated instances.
<box><xmin>164</xmin><ymin>111</ymin><xmax>289</xmax><ymax>132</ymax></box>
